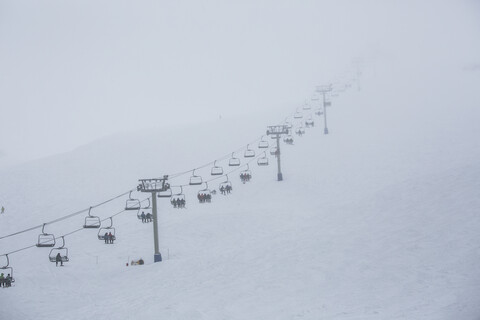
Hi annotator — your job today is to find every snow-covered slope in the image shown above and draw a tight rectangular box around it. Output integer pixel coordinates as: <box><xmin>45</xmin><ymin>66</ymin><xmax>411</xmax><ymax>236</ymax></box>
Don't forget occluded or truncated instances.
<box><xmin>0</xmin><ymin>63</ymin><xmax>479</xmax><ymax>319</ymax></box>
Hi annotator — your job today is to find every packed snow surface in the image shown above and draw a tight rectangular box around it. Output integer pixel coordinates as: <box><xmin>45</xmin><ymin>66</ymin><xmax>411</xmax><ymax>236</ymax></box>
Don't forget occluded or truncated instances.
<box><xmin>1</xmin><ymin>64</ymin><xmax>480</xmax><ymax>319</ymax></box>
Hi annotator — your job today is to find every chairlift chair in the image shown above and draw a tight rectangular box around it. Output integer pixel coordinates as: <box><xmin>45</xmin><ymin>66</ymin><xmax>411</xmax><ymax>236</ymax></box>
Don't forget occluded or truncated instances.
<box><xmin>157</xmin><ymin>184</ymin><xmax>172</xmax><ymax>198</ymax></box>
<box><xmin>302</xmin><ymin>103</ymin><xmax>311</xmax><ymax>110</ymax></box>
<box><xmin>83</xmin><ymin>207</ymin><xmax>101</xmax><ymax>229</ymax></box>
<box><xmin>98</xmin><ymin>217</ymin><xmax>116</xmax><ymax>242</ymax></box>
<box><xmin>142</xmin><ymin>198</ymin><xmax>151</xmax><ymax>209</ymax></box>
<box><xmin>210</xmin><ymin>160</ymin><xmax>224</xmax><ymax>176</ymax></box>
<box><xmin>244</xmin><ymin>144</ymin><xmax>255</xmax><ymax>158</ymax></box>
<box><xmin>137</xmin><ymin>209</ymin><xmax>152</xmax><ymax>220</ymax></box>
<box><xmin>189</xmin><ymin>169</ymin><xmax>203</xmax><ymax>185</ymax></box>
<box><xmin>36</xmin><ymin>223</ymin><xmax>56</xmax><ymax>247</ymax></box>
<box><xmin>257</xmin><ymin>153</ymin><xmax>269</xmax><ymax>166</ymax></box>
<box><xmin>218</xmin><ymin>175</ymin><xmax>233</xmax><ymax>195</ymax></box>
<box><xmin>295</xmin><ymin>127</ymin><xmax>305</xmax><ymax>136</ymax></box>
<box><xmin>229</xmin><ymin>153</ymin><xmax>241</xmax><ymax>166</ymax></box>
<box><xmin>315</xmin><ymin>108</ymin><xmax>323</xmax><ymax>116</ymax></box>
<box><xmin>258</xmin><ymin>136</ymin><xmax>269</xmax><ymax>149</ymax></box>
<box><xmin>305</xmin><ymin>118</ymin><xmax>315</xmax><ymax>128</ymax></box>
<box><xmin>240</xmin><ymin>165</ymin><xmax>252</xmax><ymax>183</ymax></box>
<box><xmin>171</xmin><ymin>186</ymin><xmax>186</xmax><ymax>208</ymax></box>
<box><xmin>270</xmin><ymin>146</ymin><xmax>278</xmax><ymax>156</ymax></box>
<box><xmin>294</xmin><ymin>111</ymin><xmax>303</xmax><ymax>119</ymax></box>
<box><xmin>0</xmin><ymin>254</ymin><xmax>14</xmax><ymax>285</ymax></box>
<box><xmin>197</xmin><ymin>182</ymin><xmax>212</xmax><ymax>203</ymax></box>
<box><xmin>125</xmin><ymin>191</ymin><xmax>141</xmax><ymax>211</ymax></box>
<box><xmin>48</xmin><ymin>236</ymin><xmax>69</xmax><ymax>264</ymax></box>
<box><xmin>284</xmin><ymin>135</ymin><xmax>294</xmax><ymax>145</ymax></box>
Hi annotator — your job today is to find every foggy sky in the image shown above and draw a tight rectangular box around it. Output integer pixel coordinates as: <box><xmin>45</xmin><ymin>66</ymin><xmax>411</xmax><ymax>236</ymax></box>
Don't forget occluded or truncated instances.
<box><xmin>0</xmin><ymin>0</ymin><xmax>479</xmax><ymax>163</ymax></box>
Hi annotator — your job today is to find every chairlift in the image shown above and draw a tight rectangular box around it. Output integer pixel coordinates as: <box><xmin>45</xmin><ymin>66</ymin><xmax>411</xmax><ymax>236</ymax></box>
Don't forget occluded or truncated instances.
<box><xmin>325</xmin><ymin>101</ymin><xmax>332</xmax><ymax>107</ymax></box>
<box><xmin>258</xmin><ymin>136</ymin><xmax>269</xmax><ymax>149</ymax></box>
<box><xmin>257</xmin><ymin>153</ymin><xmax>269</xmax><ymax>166</ymax></box>
<box><xmin>0</xmin><ymin>254</ymin><xmax>14</xmax><ymax>285</ymax></box>
<box><xmin>211</xmin><ymin>160</ymin><xmax>224</xmax><ymax>176</ymax></box>
<box><xmin>36</xmin><ymin>223</ymin><xmax>56</xmax><ymax>247</ymax></box>
<box><xmin>294</xmin><ymin>111</ymin><xmax>303</xmax><ymax>119</ymax></box>
<box><xmin>98</xmin><ymin>217</ymin><xmax>116</xmax><ymax>242</ymax></box>
<box><xmin>125</xmin><ymin>191</ymin><xmax>141</xmax><ymax>211</ymax></box>
<box><xmin>302</xmin><ymin>103</ymin><xmax>311</xmax><ymax>110</ymax></box>
<box><xmin>240</xmin><ymin>165</ymin><xmax>252</xmax><ymax>183</ymax></box>
<box><xmin>295</xmin><ymin>127</ymin><xmax>305</xmax><ymax>136</ymax></box>
<box><xmin>311</xmin><ymin>94</ymin><xmax>320</xmax><ymax>101</ymax></box>
<box><xmin>284</xmin><ymin>135</ymin><xmax>294</xmax><ymax>145</ymax></box>
<box><xmin>218</xmin><ymin>175</ymin><xmax>233</xmax><ymax>195</ymax></box>
<box><xmin>315</xmin><ymin>108</ymin><xmax>323</xmax><ymax>116</ymax></box>
<box><xmin>189</xmin><ymin>169</ymin><xmax>203</xmax><ymax>186</ymax></box>
<box><xmin>171</xmin><ymin>186</ymin><xmax>186</xmax><ymax>208</ymax></box>
<box><xmin>83</xmin><ymin>207</ymin><xmax>101</xmax><ymax>229</ymax></box>
<box><xmin>244</xmin><ymin>144</ymin><xmax>255</xmax><ymax>158</ymax></box>
<box><xmin>229</xmin><ymin>152</ymin><xmax>241</xmax><ymax>167</ymax></box>
<box><xmin>305</xmin><ymin>118</ymin><xmax>315</xmax><ymax>128</ymax></box>
<box><xmin>197</xmin><ymin>182</ymin><xmax>212</xmax><ymax>203</ymax></box>
<box><xmin>284</xmin><ymin>121</ymin><xmax>293</xmax><ymax>130</ymax></box>
<box><xmin>48</xmin><ymin>236</ymin><xmax>69</xmax><ymax>264</ymax></box>
<box><xmin>157</xmin><ymin>182</ymin><xmax>172</xmax><ymax>198</ymax></box>
<box><xmin>270</xmin><ymin>146</ymin><xmax>278</xmax><ymax>156</ymax></box>
<box><xmin>137</xmin><ymin>208</ymin><xmax>152</xmax><ymax>221</ymax></box>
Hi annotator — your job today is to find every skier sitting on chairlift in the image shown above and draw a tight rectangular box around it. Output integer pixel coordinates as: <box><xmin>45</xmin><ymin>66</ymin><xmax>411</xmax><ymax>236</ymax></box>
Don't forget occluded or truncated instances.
<box><xmin>56</xmin><ymin>252</ymin><xmax>63</xmax><ymax>267</ymax></box>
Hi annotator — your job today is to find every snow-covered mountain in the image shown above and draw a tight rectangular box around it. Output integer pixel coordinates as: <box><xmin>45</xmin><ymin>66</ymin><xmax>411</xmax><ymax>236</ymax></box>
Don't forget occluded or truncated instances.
<box><xmin>0</xmin><ymin>62</ymin><xmax>479</xmax><ymax>319</ymax></box>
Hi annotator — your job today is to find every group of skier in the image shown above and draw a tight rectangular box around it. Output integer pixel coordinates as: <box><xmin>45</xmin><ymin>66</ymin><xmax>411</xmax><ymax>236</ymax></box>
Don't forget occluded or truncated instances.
<box><xmin>171</xmin><ymin>197</ymin><xmax>186</xmax><ymax>208</ymax></box>
<box><xmin>140</xmin><ymin>211</ymin><xmax>153</xmax><ymax>223</ymax></box>
<box><xmin>240</xmin><ymin>172</ymin><xmax>252</xmax><ymax>183</ymax></box>
<box><xmin>197</xmin><ymin>193</ymin><xmax>212</xmax><ymax>203</ymax></box>
<box><xmin>219</xmin><ymin>184</ymin><xmax>232</xmax><ymax>195</ymax></box>
<box><xmin>103</xmin><ymin>232</ymin><xmax>115</xmax><ymax>244</ymax></box>
<box><xmin>0</xmin><ymin>273</ymin><xmax>12</xmax><ymax>287</ymax></box>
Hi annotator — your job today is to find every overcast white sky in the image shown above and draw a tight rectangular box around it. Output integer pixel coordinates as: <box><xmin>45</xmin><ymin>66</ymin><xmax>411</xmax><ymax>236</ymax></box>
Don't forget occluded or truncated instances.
<box><xmin>0</xmin><ymin>0</ymin><xmax>479</xmax><ymax>163</ymax></box>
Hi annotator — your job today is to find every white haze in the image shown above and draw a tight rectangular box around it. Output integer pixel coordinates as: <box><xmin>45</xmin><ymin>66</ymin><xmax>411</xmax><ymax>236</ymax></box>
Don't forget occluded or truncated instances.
<box><xmin>0</xmin><ymin>0</ymin><xmax>479</xmax><ymax>163</ymax></box>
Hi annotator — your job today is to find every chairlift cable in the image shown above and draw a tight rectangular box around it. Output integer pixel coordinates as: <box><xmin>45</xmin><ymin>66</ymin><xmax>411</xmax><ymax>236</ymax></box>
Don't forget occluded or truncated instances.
<box><xmin>0</xmin><ymin>189</ymin><xmax>134</xmax><ymax>241</ymax></box>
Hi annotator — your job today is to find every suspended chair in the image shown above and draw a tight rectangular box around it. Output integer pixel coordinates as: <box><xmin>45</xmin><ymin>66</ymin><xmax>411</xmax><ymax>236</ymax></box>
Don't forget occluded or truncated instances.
<box><xmin>229</xmin><ymin>153</ymin><xmax>241</xmax><ymax>166</ymax></box>
<box><xmin>218</xmin><ymin>175</ymin><xmax>233</xmax><ymax>195</ymax></box>
<box><xmin>293</xmin><ymin>111</ymin><xmax>303</xmax><ymax>119</ymax></box>
<box><xmin>83</xmin><ymin>207</ymin><xmax>101</xmax><ymax>229</ymax></box>
<box><xmin>189</xmin><ymin>169</ymin><xmax>203</xmax><ymax>185</ymax></box>
<box><xmin>270</xmin><ymin>146</ymin><xmax>278</xmax><ymax>156</ymax></box>
<box><xmin>295</xmin><ymin>127</ymin><xmax>305</xmax><ymax>136</ymax></box>
<box><xmin>171</xmin><ymin>186</ymin><xmax>186</xmax><ymax>208</ymax></box>
<box><xmin>197</xmin><ymin>182</ymin><xmax>212</xmax><ymax>203</ymax></box>
<box><xmin>244</xmin><ymin>144</ymin><xmax>255</xmax><ymax>158</ymax></box>
<box><xmin>48</xmin><ymin>236</ymin><xmax>69</xmax><ymax>264</ymax></box>
<box><xmin>125</xmin><ymin>191</ymin><xmax>141</xmax><ymax>210</ymax></box>
<box><xmin>284</xmin><ymin>135</ymin><xmax>294</xmax><ymax>145</ymax></box>
<box><xmin>258</xmin><ymin>136</ymin><xmax>269</xmax><ymax>149</ymax></box>
<box><xmin>211</xmin><ymin>160</ymin><xmax>224</xmax><ymax>176</ymax></box>
<box><xmin>0</xmin><ymin>254</ymin><xmax>14</xmax><ymax>285</ymax></box>
<box><xmin>239</xmin><ymin>165</ymin><xmax>252</xmax><ymax>183</ymax></box>
<box><xmin>98</xmin><ymin>217</ymin><xmax>116</xmax><ymax>243</ymax></box>
<box><xmin>257</xmin><ymin>153</ymin><xmax>269</xmax><ymax>166</ymax></box>
<box><xmin>36</xmin><ymin>223</ymin><xmax>56</xmax><ymax>247</ymax></box>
